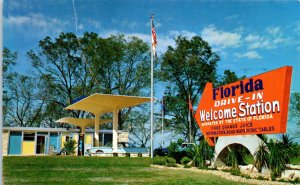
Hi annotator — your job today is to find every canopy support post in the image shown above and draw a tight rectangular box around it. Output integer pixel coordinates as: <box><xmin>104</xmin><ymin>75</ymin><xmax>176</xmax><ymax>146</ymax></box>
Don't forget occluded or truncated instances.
<box><xmin>81</xmin><ymin>127</ymin><xmax>86</xmax><ymax>134</ymax></box>
<box><xmin>112</xmin><ymin>109</ymin><xmax>119</xmax><ymax>153</ymax></box>
<box><xmin>94</xmin><ymin>114</ymin><xmax>99</xmax><ymax>147</ymax></box>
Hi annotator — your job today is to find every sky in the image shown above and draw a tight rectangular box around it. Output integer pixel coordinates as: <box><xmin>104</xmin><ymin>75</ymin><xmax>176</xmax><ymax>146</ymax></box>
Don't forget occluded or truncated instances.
<box><xmin>3</xmin><ymin>0</ymin><xmax>300</xmax><ymax>144</ymax></box>
<box><xmin>4</xmin><ymin>1</ymin><xmax>300</xmax><ymax>90</ymax></box>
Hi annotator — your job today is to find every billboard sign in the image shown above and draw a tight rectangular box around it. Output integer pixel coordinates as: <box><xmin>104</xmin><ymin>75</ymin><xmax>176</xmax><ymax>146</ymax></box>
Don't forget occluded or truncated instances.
<box><xmin>195</xmin><ymin>66</ymin><xmax>293</xmax><ymax>146</ymax></box>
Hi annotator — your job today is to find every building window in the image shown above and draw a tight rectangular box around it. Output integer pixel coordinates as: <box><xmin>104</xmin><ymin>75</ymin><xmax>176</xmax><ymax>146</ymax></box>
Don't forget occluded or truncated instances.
<box><xmin>23</xmin><ymin>133</ymin><xmax>35</xmax><ymax>141</ymax></box>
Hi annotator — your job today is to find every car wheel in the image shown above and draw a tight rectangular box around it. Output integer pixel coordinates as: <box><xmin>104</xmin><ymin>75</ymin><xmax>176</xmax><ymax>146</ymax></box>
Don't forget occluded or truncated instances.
<box><xmin>96</xmin><ymin>150</ymin><xmax>104</xmax><ymax>154</ymax></box>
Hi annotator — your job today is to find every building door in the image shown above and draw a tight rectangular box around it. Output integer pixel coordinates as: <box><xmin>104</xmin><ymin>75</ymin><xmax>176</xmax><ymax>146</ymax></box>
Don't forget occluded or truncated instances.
<box><xmin>78</xmin><ymin>134</ymin><xmax>84</xmax><ymax>156</ymax></box>
<box><xmin>36</xmin><ymin>135</ymin><xmax>46</xmax><ymax>154</ymax></box>
<box><xmin>8</xmin><ymin>131</ymin><xmax>22</xmax><ymax>155</ymax></box>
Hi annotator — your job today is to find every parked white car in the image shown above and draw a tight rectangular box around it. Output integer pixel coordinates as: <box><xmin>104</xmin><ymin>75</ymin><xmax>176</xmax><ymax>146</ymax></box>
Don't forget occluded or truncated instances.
<box><xmin>87</xmin><ymin>142</ymin><xmax>149</xmax><ymax>157</ymax></box>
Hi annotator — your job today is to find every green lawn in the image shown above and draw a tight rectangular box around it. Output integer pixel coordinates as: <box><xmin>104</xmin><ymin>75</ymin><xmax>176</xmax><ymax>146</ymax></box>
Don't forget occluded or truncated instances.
<box><xmin>291</xmin><ymin>157</ymin><xmax>300</xmax><ymax>165</ymax></box>
<box><xmin>4</xmin><ymin>156</ymin><xmax>250</xmax><ymax>185</ymax></box>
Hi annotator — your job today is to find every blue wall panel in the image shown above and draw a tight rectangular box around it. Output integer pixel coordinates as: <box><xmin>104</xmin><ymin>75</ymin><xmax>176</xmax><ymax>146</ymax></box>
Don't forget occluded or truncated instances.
<box><xmin>8</xmin><ymin>131</ymin><xmax>22</xmax><ymax>155</ymax></box>
<box><xmin>50</xmin><ymin>133</ymin><xmax>60</xmax><ymax>151</ymax></box>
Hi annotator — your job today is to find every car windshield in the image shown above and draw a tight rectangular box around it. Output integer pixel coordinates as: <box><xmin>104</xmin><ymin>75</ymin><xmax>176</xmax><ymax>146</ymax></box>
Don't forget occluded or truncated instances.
<box><xmin>118</xmin><ymin>142</ymin><xmax>136</xmax><ymax>148</ymax></box>
<box><xmin>127</xmin><ymin>143</ymin><xmax>136</xmax><ymax>147</ymax></box>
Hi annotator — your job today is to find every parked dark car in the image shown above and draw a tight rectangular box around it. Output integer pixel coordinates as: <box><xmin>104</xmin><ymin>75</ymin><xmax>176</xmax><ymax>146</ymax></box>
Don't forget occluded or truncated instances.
<box><xmin>154</xmin><ymin>148</ymin><xmax>168</xmax><ymax>156</ymax></box>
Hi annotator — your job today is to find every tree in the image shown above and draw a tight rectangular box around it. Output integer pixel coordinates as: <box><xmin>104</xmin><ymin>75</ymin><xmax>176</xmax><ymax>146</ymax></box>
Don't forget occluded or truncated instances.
<box><xmin>253</xmin><ymin>143</ymin><xmax>270</xmax><ymax>173</ymax></box>
<box><xmin>217</xmin><ymin>70</ymin><xmax>246</xmax><ymax>87</ymax></box>
<box><xmin>289</xmin><ymin>92</ymin><xmax>300</xmax><ymax>136</ymax></box>
<box><xmin>253</xmin><ymin>134</ymin><xmax>298</xmax><ymax>179</ymax></box>
<box><xmin>225</xmin><ymin>145</ymin><xmax>247</xmax><ymax>170</ymax></box>
<box><xmin>160</xmin><ymin>36</ymin><xmax>220</xmax><ymax>141</ymax></box>
<box><xmin>125</xmin><ymin>105</ymin><xmax>161</xmax><ymax>147</ymax></box>
<box><xmin>28</xmin><ymin>32</ymin><xmax>86</xmax><ymax>122</ymax></box>
<box><xmin>3</xmin><ymin>48</ymin><xmax>17</xmax><ymax>123</ymax></box>
<box><xmin>82</xmin><ymin>34</ymin><xmax>151</xmax><ymax>130</ymax></box>
<box><xmin>63</xmin><ymin>139</ymin><xmax>77</xmax><ymax>155</ymax></box>
<box><xmin>5</xmin><ymin>75</ymin><xmax>47</xmax><ymax>127</ymax></box>
<box><xmin>188</xmin><ymin>140</ymin><xmax>214</xmax><ymax>167</ymax></box>
<box><xmin>28</xmin><ymin>32</ymin><xmax>152</xmax><ymax>131</ymax></box>
<box><xmin>3</xmin><ymin>48</ymin><xmax>47</xmax><ymax>127</ymax></box>
<box><xmin>3</xmin><ymin>48</ymin><xmax>16</xmax><ymax>76</ymax></box>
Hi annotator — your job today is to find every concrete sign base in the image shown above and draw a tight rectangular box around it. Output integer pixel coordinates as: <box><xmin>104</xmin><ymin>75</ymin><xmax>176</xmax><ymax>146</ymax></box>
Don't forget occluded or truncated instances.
<box><xmin>212</xmin><ymin>135</ymin><xmax>264</xmax><ymax>167</ymax></box>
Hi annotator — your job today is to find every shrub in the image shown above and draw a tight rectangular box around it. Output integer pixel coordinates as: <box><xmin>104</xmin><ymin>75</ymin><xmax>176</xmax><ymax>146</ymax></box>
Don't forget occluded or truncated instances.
<box><xmin>152</xmin><ymin>157</ymin><xmax>167</xmax><ymax>166</ymax></box>
<box><xmin>229</xmin><ymin>169</ymin><xmax>241</xmax><ymax>176</ymax></box>
<box><xmin>269</xmin><ymin>141</ymin><xmax>286</xmax><ymax>178</ymax></box>
<box><xmin>226</xmin><ymin>146</ymin><xmax>246</xmax><ymax>170</ymax></box>
<box><xmin>180</xmin><ymin>157</ymin><xmax>191</xmax><ymax>165</ymax></box>
<box><xmin>293</xmin><ymin>177</ymin><xmax>300</xmax><ymax>184</ymax></box>
<box><xmin>198</xmin><ymin>166</ymin><xmax>208</xmax><ymax>170</ymax></box>
<box><xmin>256</xmin><ymin>176</ymin><xmax>268</xmax><ymax>180</ymax></box>
<box><xmin>167</xmin><ymin>141</ymin><xmax>179</xmax><ymax>159</ymax></box>
<box><xmin>207</xmin><ymin>167</ymin><xmax>218</xmax><ymax>171</ymax></box>
<box><xmin>183</xmin><ymin>164</ymin><xmax>191</xmax><ymax>168</ymax></box>
<box><xmin>167</xmin><ymin>138</ymin><xmax>186</xmax><ymax>163</ymax></box>
<box><xmin>240</xmin><ymin>174</ymin><xmax>251</xmax><ymax>179</ymax></box>
<box><xmin>253</xmin><ymin>143</ymin><xmax>269</xmax><ymax>173</ymax></box>
<box><xmin>271</xmin><ymin>171</ymin><xmax>276</xmax><ymax>181</ymax></box>
<box><xmin>257</xmin><ymin>134</ymin><xmax>300</xmax><ymax>179</ymax></box>
<box><xmin>188</xmin><ymin>141</ymin><xmax>214</xmax><ymax>167</ymax></box>
<box><xmin>166</xmin><ymin>157</ymin><xmax>177</xmax><ymax>167</ymax></box>
<box><xmin>152</xmin><ymin>156</ymin><xmax>177</xmax><ymax>167</ymax></box>
<box><xmin>277</xmin><ymin>178</ymin><xmax>300</xmax><ymax>184</ymax></box>
<box><xmin>63</xmin><ymin>139</ymin><xmax>77</xmax><ymax>155</ymax></box>
<box><xmin>220</xmin><ymin>169</ymin><xmax>241</xmax><ymax>176</ymax></box>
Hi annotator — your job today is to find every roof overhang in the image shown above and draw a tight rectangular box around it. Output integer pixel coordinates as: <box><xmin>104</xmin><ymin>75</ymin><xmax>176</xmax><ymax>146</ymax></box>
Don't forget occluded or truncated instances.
<box><xmin>65</xmin><ymin>94</ymin><xmax>151</xmax><ymax>114</ymax></box>
<box><xmin>55</xmin><ymin>117</ymin><xmax>112</xmax><ymax>128</ymax></box>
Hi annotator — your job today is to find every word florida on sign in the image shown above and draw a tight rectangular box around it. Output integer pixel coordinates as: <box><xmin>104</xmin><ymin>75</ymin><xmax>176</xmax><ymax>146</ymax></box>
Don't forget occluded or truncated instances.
<box><xmin>195</xmin><ymin>66</ymin><xmax>293</xmax><ymax>146</ymax></box>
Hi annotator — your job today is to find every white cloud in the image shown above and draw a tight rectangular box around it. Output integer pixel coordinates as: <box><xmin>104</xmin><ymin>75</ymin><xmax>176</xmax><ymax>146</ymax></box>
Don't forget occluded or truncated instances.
<box><xmin>5</xmin><ymin>13</ymin><xmax>69</xmax><ymax>36</ymax></box>
<box><xmin>294</xmin><ymin>22</ymin><xmax>300</xmax><ymax>34</ymax></box>
<box><xmin>234</xmin><ymin>51</ymin><xmax>262</xmax><ymax>59</ymax></box>
<box><xmin>78</xmin><ymin>24</ymin><xmax>84</xmax><ymax>30</ymax></box>
<box><xmin>6</xmin><ymin>0</ymin><xmax>35</xmax><ymax>12</ymax></box>
<box><xmin>112</xmin><ymin>19</ymin><xmax>138</xmax><ymax>29</ymax></box>
<box><xmin>224</xmin><ymin>14</ymin><xmax>239</xmax><ymax>21</ymax></box>
<box><xmin>266</xmin><ymin>26</ymin><xmax>280</xmax><ymax>35</ymax></box>
<box><xmin>87</xmin><ymin>19</ymin><xmax>101</xmax><ymax>29</ymax></box>
<box><xmin>145</xmin><ymin>20</ymin><xmax>162</xmax><ymax>28</ymax></box>
<box><xmin>245</xmin><ymin>34</ymin><xmax>260</xmax><ymax>42</ymax></box>
<box><xmin>169</xmin><ymin>30</ymin><xmax>197</xmax><ymax>39</ymax></box>
<box><xmin>155</xmin><ymin>22</ymin><xmax>162</xmax><ymax>28</ymax></box>
<box><xmin>245</xmin><ymin>27</ymin><xmax>288</xmax><ymax>50</ymax></box>
<box><xmin>201</xmin><ymin>25</ymin><xmax>241</xmax><ymax>49</ymax></box>
<box><xmin>234</xmin><ymin>26</ymin><xmax>244</xmax><ymax>33</ymax></box>
<box><xmin>121</xmin><ymin>20</ymin><xmax>138</xmax><ymax>29</ymax></box>
<box><xmin>5</xmin><ymin>15</ymin><xmax>31</xmax><ymax>25</ymax></box>
<box><xmin>100</xmin><ymin>30</ymin><xmax>120</xmax><ymax>38</ymax></box>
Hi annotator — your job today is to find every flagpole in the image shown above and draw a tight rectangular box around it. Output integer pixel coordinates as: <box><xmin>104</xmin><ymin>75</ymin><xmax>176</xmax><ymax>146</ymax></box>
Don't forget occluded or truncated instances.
<box><xmin>0</xmin><ymin>1</ymin><xmax>3</xmax><ymax>184</ymax></box>
<box><xmin>189</xmin><ymin>109</ymin><xmax>191</xmax><ymax>143</ymax></box>
<box><xmin>161</xmin><ymin>107</ymin><xmax>164</xmax><ymax>148</ymax></box>
<box><xmin>150</xmin><ymin>14</ymin><xmax>154</xmax><ymax>158</ymax></box>
<box><xmin>189</xmin><ymin>94</ymin><xmax>192</xmax><ymax>143</ymax></box>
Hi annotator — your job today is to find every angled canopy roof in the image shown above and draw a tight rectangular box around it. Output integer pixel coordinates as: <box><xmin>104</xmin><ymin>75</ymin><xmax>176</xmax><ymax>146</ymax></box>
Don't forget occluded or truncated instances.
<box><xmin>55</xmin><ymin>117</ymin><xmax>112</xmax><ymax>128</ymax></box>
<box><xmin>65</xmin><ymin>94</ymin><xmax>151</xmax><ymax>114</ymax></box>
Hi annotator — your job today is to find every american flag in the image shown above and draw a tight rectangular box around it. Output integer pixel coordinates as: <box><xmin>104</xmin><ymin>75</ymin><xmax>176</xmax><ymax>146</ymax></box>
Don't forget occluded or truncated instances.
<box><xmin>151</xmin><ymin>18</ymin><xmax>157</xmax><ymax>58</ymax></box>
